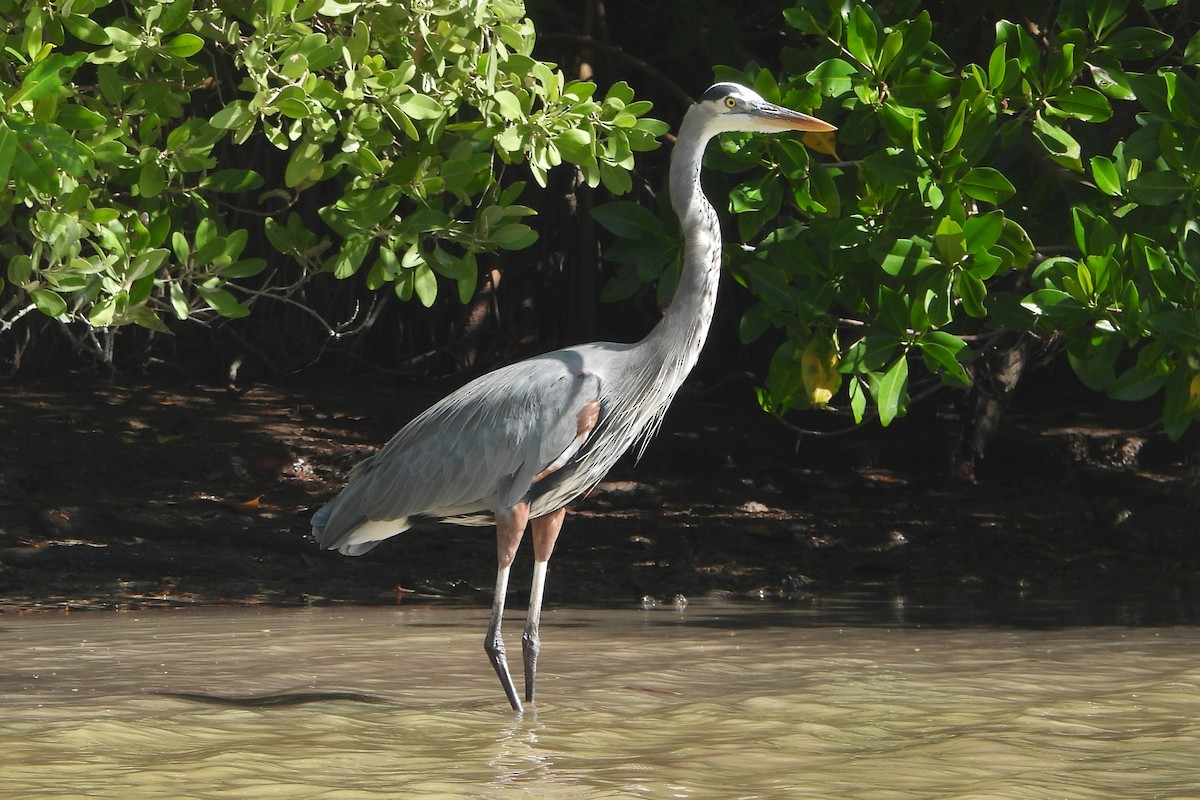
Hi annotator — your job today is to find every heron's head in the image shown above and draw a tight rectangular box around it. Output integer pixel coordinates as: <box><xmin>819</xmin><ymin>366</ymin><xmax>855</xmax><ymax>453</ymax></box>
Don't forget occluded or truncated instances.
<box><xmin>692</xmin><ymin>82</ymin><xmax>835</xmax><ymax>136</ymax></box>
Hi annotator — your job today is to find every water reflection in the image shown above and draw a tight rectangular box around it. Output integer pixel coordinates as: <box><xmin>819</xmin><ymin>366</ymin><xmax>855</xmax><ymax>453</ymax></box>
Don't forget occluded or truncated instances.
<box><xmin>2</xmin><ymin>599</ymin><xmax>1200</xmax><ymax>799</ymax></box>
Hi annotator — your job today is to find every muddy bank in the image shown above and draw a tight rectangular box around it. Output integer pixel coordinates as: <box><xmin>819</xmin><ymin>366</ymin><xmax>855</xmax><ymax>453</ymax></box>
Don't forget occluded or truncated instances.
<box><xmin>1</xmin><ymin>372</ymin><xmax>1197</xmax><ymax>618</ymax></box>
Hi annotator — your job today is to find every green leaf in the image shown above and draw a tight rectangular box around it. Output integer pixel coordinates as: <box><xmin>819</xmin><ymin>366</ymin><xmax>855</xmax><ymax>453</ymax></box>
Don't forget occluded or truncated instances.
<box><xmin>211</xmin><ymin>100</ymin><xmax>254</xmax><ymax>130</ymax></box>
<box><xmin>440</xmin><ymin>157</ymin><xmax>481</xmax><ymax>195</ymax></box>
<box><xmin>996</xmin><ymin>20</ymin><xmax>1040</xmax><ymax>77</ymax></box>
<box><xmin>328</xmin><ymin>235</ymin><xmax>371</xmax><ymax>279</ymax></box>
<box><xmin>219</xmin><ymin>259</ymin><xmax>267</xmax><ymax>279</ymax></box>
<box><xmin>846</xmin><ymin>5</ymin><xmax>879</xmax><ymax>68</ymax></box>
<box><xmin>281</xmin><ymin>53</ymin><xmax>309</xmax><ymax>81</ymax></box>
<box><xmin>88</xmin><ymin>297</ymin><xmax>116</xmax><ymax>327</ymax></box>
<box><xmin>954</xmin><ymin>271</ymin><xmax>988</xmax><ymax>317</ymax></box>
<box><xmin>739</xmin><ymin>304</ymin><xmax>771</xmax><ymax>344</ymax></box>
<box><xmin>1126</xmin><ymin>71</ymin><xmax>1172</xmax><ymax>117</ymax></box>
<box><xmin>1101</xmin><ymin>26</ymin><xmax>1173</xmax><ymax>60</ymax></box>
<box><xmin>160</xmin><ymin>0</ymin><xmax>194</xmax><ymax>34</ymax></box>
<box><xmin>591</xmin><ymin>201</ymin><xmax>667</xmax><ymax>239</ymax></box>
<box><xmin>428</xmin><ymin>247</ymin><xmax>474</xmax><ymax>281</ymax></box>
<box><xmin>63</xmin><ymin>15</ymin><xmax>111</xmax><ymax>45</ymax></box>
<box><xmin>1147</xmin><ymin>310</ymin><xmax>1200</xmax><ymax>348</ymax></box>
<box><xmin>968</xmin><ymin>249</ymin><xmax>1004</xmax><ymax>280</ymax></box>
<box><xmin>1087</xmin><ymin>0</ymin><xmax>1129</xmax><ymax>37</ymax></box>
<box><xmin>1051</xmin><ymin>86</ymin><xmax>1112</xmax><ymax>121</ymax></box>
<box><xmin>844</xmin><ymin>334</ymin><xmax>901</xmax><ymax>374</ymax></box>
<box><xmin>275</xmin><ymin>96</ymin><xmax>310</xmax><ymax>119</ymax></box>
<box><xmin>987</xmin><ymin>43</ymin><xmax>1008</xmax><ymax>89</ymax></box>
<box><xmin>1127</xmin><ymin>171</ymin><xmax>1190</xmax><ymax>205</ymax></box>
<box><xmin>891</xmin><ymin>68</ymin><xmax>956</xmax><ymax>103</ymax></box>
<box><xmin>169</xmin><ymin>282</ymin><xmax>190</xmax><ymax>319</ymax></box>
<box><xmin>412</xmin><ymin>263</ymin><xmax>437</xmax><ymax>307</ymax></box>
<box><xmin>130</xmin><ymin>307</ymin><xmax>172</xmax><ymax>334</ymax></box>
<box><xmin>555</xmin><ymin>128</ymin><xmax>592</xmax><ymax>160</ymax></box>
<box><xmin>1162</xmin><ymin>371</ymin><xmax>1195</xmax><ymax>440</ymax></box>
<box><xmin>96</xmin><ymin>65</ymin><xmax>124</xmax><ymax>104</ymax></box>
<box><xmin>138</xmin><ymin>160</ymin><xmax>167</xmax><ymax>198</ymax></box>
<box><xmin>1086</xmin><ymin>60</ymin><xmax>1136</xmax><ymax>100</ymax></box>
<box><xmin>863</xmin><ymin>148</ymin><xmax>925</xmax><ymax>185</ymax></box>
<box><xmin>399</xmin><ymin>207</ymin><xmax>452</xmax><ymax>235</ymax></box>
<box><xmin>1090</xmin><ymin>156</ymin><xmax>1122</xmax><ymax>196</ymax></box>
<box><xmin>1032</xmin><ymin>114</ymin><xmax>1082</xmax><ymax>171</ymax></box>
<box><xmin>494</xmin><ymin>90</ymin><xmax>523</xmax><ymax>120</ymax></box>
<box><xmin>456</xmin><ymin>272</ymin><xmax>476</xmax><ymax>305</ymax></box>
<box><xmin>960</xmin><ymin>167</ymin><xmax>1016</xmax><ymax>204</ymax></box>
<box><xmin>163</xmin><ymin>33</ymin><xmax>204</xmax><ymax>57</ymax></box>
<box><xmin>1159</xmin><ymin>121</ymin><xmax>1200</xmax><ymax>175</ymax></box>
<box><xmin>201</xmin><ymin>169</ymin><xmax>265</xmax><ymax>193</ymax></box>
<box><xmin>918</xmin><ymin>331</ymin><xmax>969</xmax><ymax>386</ymax></box>
<box><xmin>872</xmin><ymin>355</ymin><xmax>909</xmax><ymax>427</ymax></box>
<box><xmin>195</xmin><ymin>218</ymin><xmax>217</xmax><ymax>253</ymax></box>
<box><xmin>34</xmin><ymin>210</ymin><xmax>82</xmax><ymax>260</ymax></box>
<box><xmin>7</xmin><ymin>255</ymin><xmax>33</xmax><ymax>286</ymax></box>
<box><xmin>963</xmin><ymin>211</ymin><xmax>1005</xmax><ymax>254</ymax></box>
<box><xmin>806</xmin><ymin>58</ymin><xmax>858</xmax><ymax>97</ymax></box>
<box><xmin>104</xmin><ymin>25</ymin><xmax>141</xmax><ymax>51</ymax></box>
<box><xmin>1185</xmin><ymin>30</ymin><xmax>1200</xmax><ymax>66</ymax></box>
<box><xmin>1165</xmin><ymin>71</ymin><xmax>1200</xmax><ymax>127</ymax></box>
<box><xmin>934</xmin><ymin>217</ymin><xmax>965</xmax><ymax>263</ymax></box>
<box><xmin>285</xmin><ymin>140</ymin><xmax>324</xmax><ymax>187</ymax></box>
<box><xmin>849</xmin><ymin>377</ymin><xmax>867</xmax><ymax>423</ymax></box>
<box><xmin>1068</xmin><ymin>335</ymin><xmax>1121</xmax><ymax>391</ymax></box>
<box><xmin>319</xmin><ymin>0</ymin><xmax>361</xmax><ymax>14</ymax></box>
<box><xmin>876</xmin><ymin>286</ymin><xmax>910</xmax><ymax>334</ymax></box>
<box><xmin>1108</xmin><ymin>367</ymin><xmax>1166</xmax><ymax>401</ymax></box>
<box><xmin>396</xmin><ymin>93</ymin><xmax>444</xmax><ymax>120</ymax></box>
<box><xmin>7</xmin><ymin>53</ymin><xmax>86</xmax><ymax>109</ymax></box>
<box><xmin>881</xmin><ymin>237</ymin><xmax>939</xmax><ymax>276</ymax></box>
<box><xmin>751</xmin><ymin>69</ymin><xmax>781</xmax><ymax>104</ymax></box>
<box><xmin>943</xmin><ymin>100</ymin><xmax>967</xmax><ymax>152</ymax></box>
<box><xmin>31</xmin><ymin>288</ymin><xmax>68</xmax><ymax>317</ymax></box>
<box><xmin>490</xmin><ymin>223</ymin><xmax>538</xmax><ymax>250</ymax></box>
<box><xmin>129</xmin><ymin>249</ymin><xmax>169</xmax><ymax>281</ymax></box>
<box><xmin>1021</xmin><ymin>288</ymin><xmax>1092</xmax><ymax>326</ymax></box>
<box><xmin>199</xmin><ymin>287</ymin><xmax>250</xmax><ymax>318</ymax></box>
<box><xmin>55</xmin><ymin>105</ymin><xmax>106</xmax><ymax>130</ymax></box>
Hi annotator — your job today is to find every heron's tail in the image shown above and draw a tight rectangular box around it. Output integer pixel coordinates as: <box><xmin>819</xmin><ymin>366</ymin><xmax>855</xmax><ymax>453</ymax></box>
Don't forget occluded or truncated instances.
<box><xmin>311</xmin><ymin>502</ymin><xmax>407</xmax><ymax>556</ymax></box>
<box><xmin>310</xmin><ymin>504</ymin><xmax>335</xmax><ymax>547</ymax></box>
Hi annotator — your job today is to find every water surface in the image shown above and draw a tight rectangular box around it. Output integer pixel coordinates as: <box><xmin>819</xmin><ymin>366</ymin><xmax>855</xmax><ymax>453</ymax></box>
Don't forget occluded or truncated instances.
<box><xmin>3</xmin><ymin>600</ymin><xmax>1199</xmax><ymax>799</ymax></box>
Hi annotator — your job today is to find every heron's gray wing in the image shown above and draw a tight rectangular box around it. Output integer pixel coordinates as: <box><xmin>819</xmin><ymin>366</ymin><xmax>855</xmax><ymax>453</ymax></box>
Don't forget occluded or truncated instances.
<box><xmin>315</xmin><ymin>352</ymin><xmax>602</xmax><ymax>551</ymax></box>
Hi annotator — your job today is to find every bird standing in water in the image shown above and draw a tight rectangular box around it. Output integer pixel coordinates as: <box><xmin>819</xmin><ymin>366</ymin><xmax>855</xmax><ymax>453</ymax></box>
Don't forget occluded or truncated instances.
<box><xmin>312</xmin><ymin>83</ymin><xmax>835</xmax><ymax>711</ymax></box>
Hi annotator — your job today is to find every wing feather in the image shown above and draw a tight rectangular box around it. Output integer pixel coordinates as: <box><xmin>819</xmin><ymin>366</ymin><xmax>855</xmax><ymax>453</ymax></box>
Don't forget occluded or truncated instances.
<box><xmin>313</xmin><ymin>351</ymin><xmax>603</xmax><ymax>553</ymax></box>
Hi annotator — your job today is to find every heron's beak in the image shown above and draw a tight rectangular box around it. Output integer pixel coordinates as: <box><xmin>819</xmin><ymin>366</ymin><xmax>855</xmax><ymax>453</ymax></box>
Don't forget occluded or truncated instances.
<box><xmin>751</xmin><ymin>102</ymin><xmax>837</xmax><ymax>132</ymax></box>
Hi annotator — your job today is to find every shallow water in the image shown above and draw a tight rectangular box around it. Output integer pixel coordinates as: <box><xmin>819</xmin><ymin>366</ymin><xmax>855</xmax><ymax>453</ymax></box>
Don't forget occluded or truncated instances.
<box><xmin>3</xmin><ymin>599</ymin><xmax>1200</xmax><ymax>799</ymax></box>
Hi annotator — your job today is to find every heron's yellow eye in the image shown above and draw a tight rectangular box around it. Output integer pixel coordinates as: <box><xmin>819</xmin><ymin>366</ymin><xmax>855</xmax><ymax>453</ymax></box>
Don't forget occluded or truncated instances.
<box><xmin>724</xmin><ymin>96</ymin><xmax>737</xmax><ymax>109</ymax></box>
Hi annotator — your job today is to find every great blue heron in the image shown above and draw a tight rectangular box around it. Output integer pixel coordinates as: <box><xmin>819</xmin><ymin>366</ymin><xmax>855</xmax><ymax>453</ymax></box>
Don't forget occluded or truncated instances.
<box><xmin>312</xmin><ymin>83</ymin><xmax>835</xmax><ymax>711</ymax></box>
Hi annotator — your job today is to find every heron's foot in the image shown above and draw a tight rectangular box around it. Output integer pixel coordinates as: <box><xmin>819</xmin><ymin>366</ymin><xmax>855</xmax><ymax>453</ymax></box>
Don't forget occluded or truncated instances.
<box><xmin>485</xmin><ymin>635</ymin><xmax>523</xmax><ymax>712</ymax></box>
<box><xmin>522</xmin><ymin>630</ymin><xmax>540</xmax><ymax>703</ymax></box>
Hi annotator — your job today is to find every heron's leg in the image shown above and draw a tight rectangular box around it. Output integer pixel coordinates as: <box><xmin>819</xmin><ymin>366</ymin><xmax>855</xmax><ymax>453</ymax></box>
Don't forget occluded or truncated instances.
<box><xmin>523</xmin><ymin>506</ymin><xmax>566</xmax><ymax>704</ymax></box>
<box><xmin>486</xmin><ymin>502</ymin><xmax>529</xmax><ymax>712</ymax></box>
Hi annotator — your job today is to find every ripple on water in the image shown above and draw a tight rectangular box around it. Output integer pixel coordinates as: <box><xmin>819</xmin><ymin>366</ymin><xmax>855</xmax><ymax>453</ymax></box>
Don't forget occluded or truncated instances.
<box><xmin>3</xmin><ymin>604</ymin><xmax>1200</xmax><ymax>799</ymax></box>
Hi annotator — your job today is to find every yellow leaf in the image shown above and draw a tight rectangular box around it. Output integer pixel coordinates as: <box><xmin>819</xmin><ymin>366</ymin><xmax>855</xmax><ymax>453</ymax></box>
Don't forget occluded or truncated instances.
<box><xmin>801</xmin><ymin>336</ymin><xmax>841</xmax><ymax>407</ymax></box>
<box><xmin>802</xmin><ymin>131</ymin><xmax>839</xmax><ymax>159</ymax></box>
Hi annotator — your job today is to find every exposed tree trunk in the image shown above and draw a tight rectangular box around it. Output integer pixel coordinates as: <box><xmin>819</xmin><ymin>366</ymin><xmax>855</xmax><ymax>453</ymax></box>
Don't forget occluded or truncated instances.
<box><xmin>951</xmin><ymin>331</ymin><xmax>1044</xmax><ymax>482</ymax></box>
<box><xmin>453</xmin><ymin>268</ymin><xmax>502</xmax><ymax>371</ymax></box>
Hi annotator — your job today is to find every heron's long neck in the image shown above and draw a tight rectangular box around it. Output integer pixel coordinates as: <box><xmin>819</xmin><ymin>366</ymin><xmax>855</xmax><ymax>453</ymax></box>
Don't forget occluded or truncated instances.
<box><xmin>641</xmin><ymin>115</ymin><xmax>721</xmax><ymax>386</ymax></box>
<box><xmin>586</xmin><ymin>111</ymin><xmax>721</xmax><ymax>462</ymax></box>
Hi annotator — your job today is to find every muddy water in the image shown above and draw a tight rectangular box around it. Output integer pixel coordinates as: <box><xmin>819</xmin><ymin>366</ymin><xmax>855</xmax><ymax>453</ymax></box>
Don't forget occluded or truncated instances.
<box><xmin>3</xmin><ymin>600</ymin><xmax>1199</xmax><ymax>799</ymax></box>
